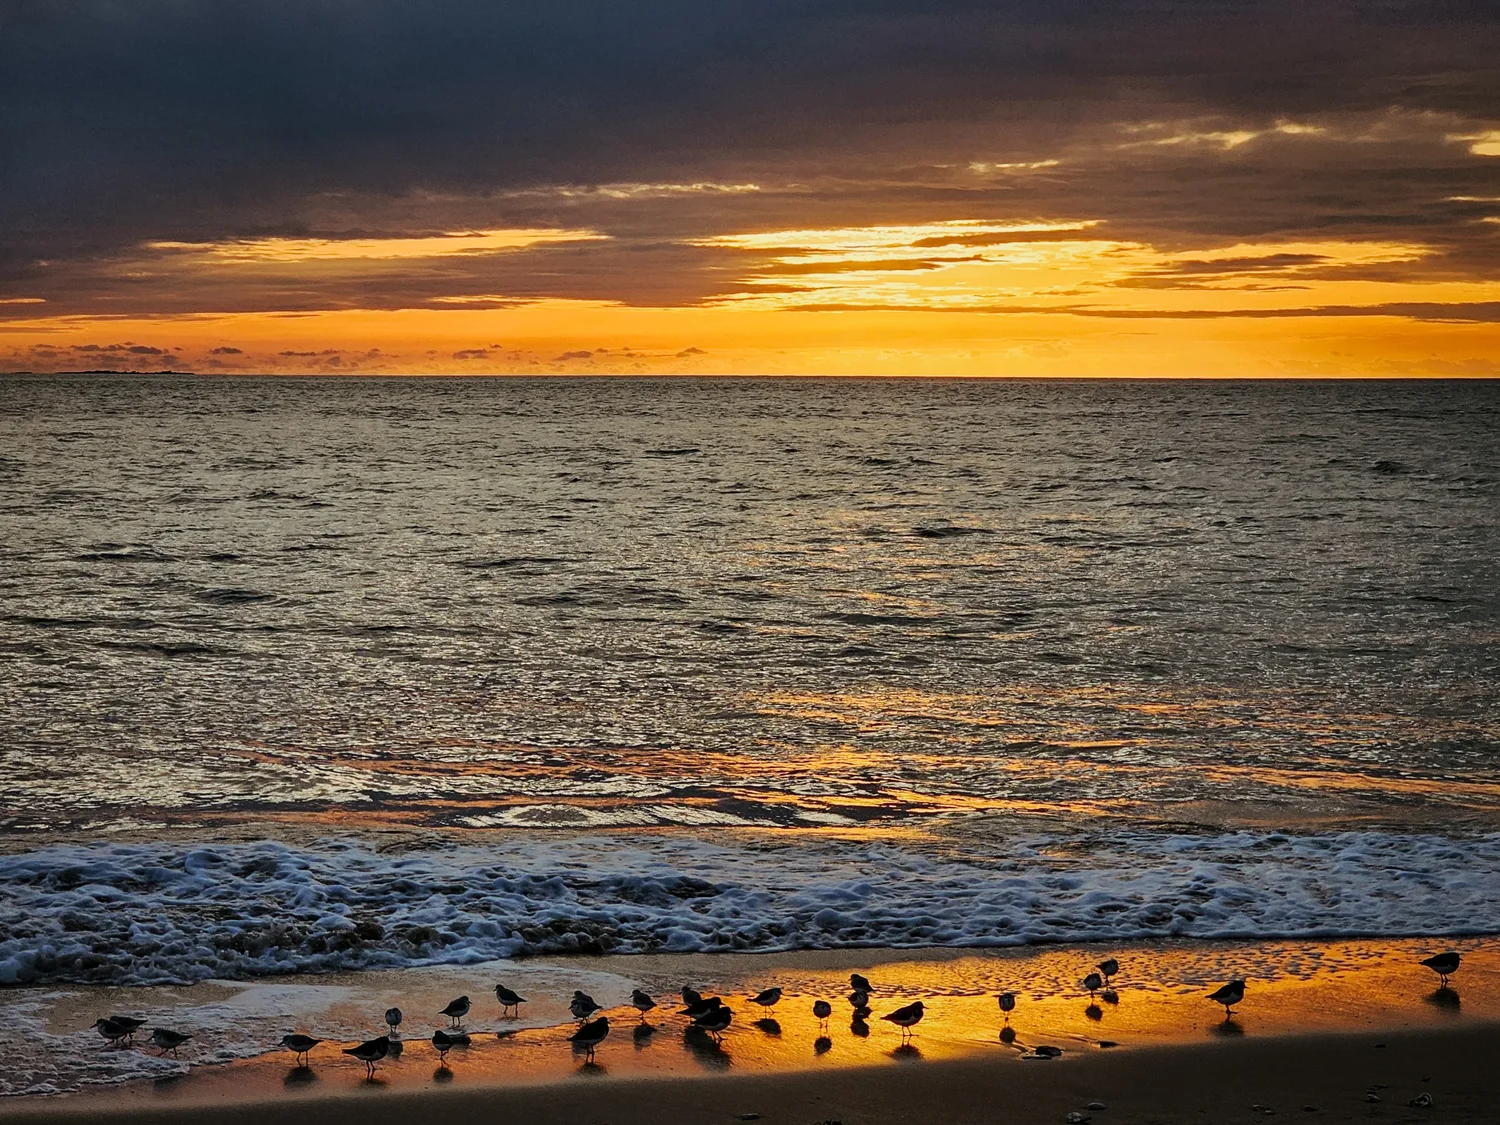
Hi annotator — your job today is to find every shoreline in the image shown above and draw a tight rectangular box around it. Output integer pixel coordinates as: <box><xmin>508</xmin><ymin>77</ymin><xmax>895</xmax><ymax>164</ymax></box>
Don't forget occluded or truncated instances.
<box><xmin>2</xmin><ymin>938</ymin><xmax>1493</xmax><ymax>1112</ymax></box>
<box><xmin>5</xmin><ymin>1023</ymin><xmax>1495</xmax><ymax>1124</ymax></box>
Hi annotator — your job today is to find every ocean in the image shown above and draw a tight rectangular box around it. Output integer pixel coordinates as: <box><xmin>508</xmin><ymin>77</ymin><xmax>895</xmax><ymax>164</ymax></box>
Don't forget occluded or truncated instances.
<box><xmin>2</xmin><ymin>375</ymin><xmax>1498</xmax><ymax>987</ymax></box>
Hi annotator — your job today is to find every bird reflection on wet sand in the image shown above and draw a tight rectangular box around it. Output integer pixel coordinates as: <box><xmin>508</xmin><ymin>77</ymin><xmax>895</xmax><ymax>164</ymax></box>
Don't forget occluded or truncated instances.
<box><xmin>682</xmin><ymin>1028</ymin><xmax>732</xmax><ymax>1070</ymax></box>
<box><xmin>633</xmin><ymin>1023</ymin><xmax>657</xmax><ymax>1049</ymax></box>
<box><xmin>850</xmin><ymin>1016</ymin><xmax>870</xmax><ymax>1038</ymax></box>
<box><xmin>1426</xmin><ymin>987</ymin><xmax>1461</xmax><ymax>1011</ymax></box>
<box><xmin>814</xmin><ymin>1035</ymin><xmax>833</xmax><ymax>1055</ymax></box>
<box><xmin>890</xmin><ymin>1043</ymin><xmax>923</xmax><ymax>1062</ymax></box>
<box><xmin>753</xmin><ymin>1018</ymin><xmax>782</xmax><ymax>1037</ymax></box>
<box><xmin>283</xmin><ymin>1067</ymin><xmax>319</xmax><ymax>1088</ymax></box>
<box><xmin>1085</xmin><ymin>1004</ymin><xmax>1103</xmax><ymax>1021</ymax></box>
<box><xmin>1212</xmin><ymin>1019</ymin><xmax>1245</xmax><ymax>1038</ymax></box>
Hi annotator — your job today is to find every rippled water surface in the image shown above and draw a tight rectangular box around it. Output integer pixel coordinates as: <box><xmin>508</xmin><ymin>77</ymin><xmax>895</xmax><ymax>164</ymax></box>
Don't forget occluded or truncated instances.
<box><xmin>2</xmin><ymin>375</ymin><xmax>1498</xmax><ymax>832</ymax></box>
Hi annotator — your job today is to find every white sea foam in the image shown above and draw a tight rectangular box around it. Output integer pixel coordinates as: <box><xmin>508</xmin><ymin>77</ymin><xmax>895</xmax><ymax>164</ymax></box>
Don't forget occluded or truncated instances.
<box><xmin>1</xmin><ymin>830</ymin><xmax>1498</xmax><ymax>988</ymax></box>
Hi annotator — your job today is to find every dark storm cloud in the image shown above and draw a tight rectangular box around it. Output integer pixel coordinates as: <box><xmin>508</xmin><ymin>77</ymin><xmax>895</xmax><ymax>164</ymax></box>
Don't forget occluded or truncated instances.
<box><xmin>2</xmin><ymin>1</ymin><xmax>1499</xmax><ymax>313</ymax></box>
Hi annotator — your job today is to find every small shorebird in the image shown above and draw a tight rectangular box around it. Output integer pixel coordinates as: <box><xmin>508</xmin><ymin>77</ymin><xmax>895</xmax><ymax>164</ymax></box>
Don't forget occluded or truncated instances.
<box><xmin>343</xmin><ymin>1034</ymin><xmax>390</xmax><ymax>1077</ymax></box>
<box><xmin>749</xmin><ymin>987</ymin><xmax>782</xmax><ymax>1011</ymax></box>
<box><xmin>149</xmin><ymin>1029</ymin><xmax>192</xmax><ymax>1057</ymax></box>
<box><xmin>1083</xmin><ymin>972</ymin><xmax>1102</xmax><ymax>999</ymax></box>
<box><xmin>681</xmin><ymin>996</ymin><xmax>724</xmax><ymax>1020</ymax></box>
<box><xmin>1421</xmin><ymin>951</ymin><xmax>1461</xmax><ymax>987</ymax></box>
<box><xmin>280</xmin><ymin>1033</ymin><xmax>322</xmax><ymax>1066</ymax></box>
<box><xmin>630</xmin><ymin>989</ymin><xmax>656</xmax><ymax>1019</ymax></box>
<box><xmin>1207</xmin><ymin>980</ymin><xmax>1246</xmax><ymax>1017</ymax></box>
<box><xmin>813</xmin><ymin>1000</ymin><xmax>832</xmax><ymax>1028</ymax></box>
<box><xmin>494</xmin><ymin>985</ymin><xmax>527</xmax><ymax>1016</ymax></box>
<box><xmin>681</xmin><ymin>986</ymin><xmax>703</xmax><ymax>1006</ymax></box>
<box><xmin>432</xmin><ymin>1029</ymin><xmax>470</xmax><ymax>1063</ymax></box>
<box><xmin>569</xmin><ymin>1016</ymin><xmax>610</xmax><ymax>1059</ymax></box>
<box><xmin>850</xmin><ymin>973</ymin><xmax>873</xmax><ymax>993</ymax></box>
<box><xmin>109</xmin><ymin>1016</ymin><xmax>146</xmax><ymax>1042</ymax></box>
<box><xmin>93</xmin><ymin>1018</ymin><xmax>131</xmax><ymax>1047</ymax></box>
<box><xmin>848</xmin><ymin>988</ymin><xmax>869</xmax><ymax>1008</ymax></box>
<box><xmin>880</xmin><ymin>1001</ymin><xmax>924</xmax><ymax>1041</ymax></box>
<box><xmin>693</xmin><ymin>1005</ymin><xmax>733</xmax><ymax>1042</ymax></box>
<box><xmin>440</xmin><ymin>996</ymin><xmax>470</xmax><ymax>1028</ymax></box>
<box><xmin>1097</xmin><ymin>958</ymin><xmax>1119</xmax><ymax>984</ymax></box>
<box><xmin>570</xmin><ymin>991</ymin><xmax>602</xmax><ymax>1021</ymax></box>
<box><xmin>998</xmin><ymin>992</ymin><xmax>1016</xmax><ymax>1022</ymax></box>
<box><xmin>385</xmin><ymin>1007</ymin><xmax>403</xmax><ymax>1035</ymax></box>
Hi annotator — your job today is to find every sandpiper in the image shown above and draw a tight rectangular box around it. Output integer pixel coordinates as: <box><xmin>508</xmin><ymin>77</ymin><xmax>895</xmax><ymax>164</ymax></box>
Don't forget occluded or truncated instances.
<box><xmin>850</xmin><ymin>973</ymin><xmax>873</xmax><ymax>993</ymax></box>
<box><xmin>880</xmin><ymin>1001</ymin><xmax>925</xmax><ymax>1040</ymax></box>
<box><xmin>1097</xmin><ymin>958</ymin><xmax>1119</xmax><ymax>984</ymax></box>
<box><xmin>998</xmin><ymin>992</ymin><xmax>1016</xmax><ymax>1022</ymax></box>
<box><xmin>681</xmin><ymin>996</ymin><xmax>724</xmax><ymax>1020</ymax></box>
<box><xmin>1207</xmin><ymin>980</ymin><xmax>1246</xmax><ymax>1017</ymax></box>
<box><xmin>569</xmin><ymin>1016</ymin><xmax>610</xmax><ymax>1059</ymax></box>
<box><xmin>93</xmin><ymin>1018</ymin><xmax>131</xmax><ymax>1047</ymax></box>
<box><xmin>813</xmin><ymin>1000</ymin><xmax>832</xmax><ymax>1028</ymax></box>
<box><xmin>749</xmin><ymin>987</ymin><xmax>782</xmax><ymax>1011</ymax></box>
<box><xmin>440</xmin><ymin>996</ymin><xmax>470</xmax><ymax>1028</ymax></box>
<box><xmin>109</xmin><ymin>1016</ymin><xmax>146</xmax><ymax>1042</ymax></box>
<box><xmin>432</xmin><ymin>1029</ymin><xmax>470</xmax><ymax>1063</ymax></box>
<box><xmin>343</xmin><ymin>1034</ymin><xmax>390</xmax><ymax>1077</ymax></box>
<box><xmin>693</xmin><ymin>1004</ymin><xmax>733</xmax><ymax>1042</ymax></box>
<box><xmin>385</xmin><ymin>1007</ymin><xmax>403</xmax><ymax>1035</ymax></box>
<box><xmin>280</xmin><ymin>1033</ymin><xmax>322</xmax><ymax>1066</ymax></box>
<box><xmin>1083</xmin><ymin>972</ymin><xmax>1102</xmax><ymax>999</ymax></box>
<box><xmin>1421</xmin><ymin>951</ymin><xmax>1461</xmax><ymax>987</ymax></box>
<box><xmin>149</xmin><ymin>1028</ymin><xmax>192</xmax><ymax>1057</ymax></box>
<box><xmin>570</xmin><ymin>991</ymin><xmax>602</xmax><ymax>1021</ymax></box>
<box><xmin>494</xmin><ymin>985</ymin><xmax>527</xmax><ymax>1016</ymax></box>
<box><xmin>681</xmin><ymin>986</ymin><xmax>703</xmax><ymax>1006</ymax></box>
<box><xmin>630</xmin><ymin>989</ymin><xmax>656</xmax><ymax>1019</ymax></box>
<box><xmin>848</xmin><ymin>988</ymin><xmax>869</xmax><ymax>1008</ymax></box>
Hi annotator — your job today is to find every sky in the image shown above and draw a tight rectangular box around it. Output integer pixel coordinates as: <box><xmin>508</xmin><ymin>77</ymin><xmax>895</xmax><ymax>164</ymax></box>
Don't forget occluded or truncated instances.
<box><xmin>3</xmin><ymin>1</ymin><xmax>1499</xmax><ymax>377</ymax></box>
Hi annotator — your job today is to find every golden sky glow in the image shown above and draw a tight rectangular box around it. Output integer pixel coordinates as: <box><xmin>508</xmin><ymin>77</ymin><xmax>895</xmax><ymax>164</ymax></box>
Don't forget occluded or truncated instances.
<box><xmin>5</xmin><ymin>5</ymin><xmax>1500</xmax><ymax>377</ymax></box>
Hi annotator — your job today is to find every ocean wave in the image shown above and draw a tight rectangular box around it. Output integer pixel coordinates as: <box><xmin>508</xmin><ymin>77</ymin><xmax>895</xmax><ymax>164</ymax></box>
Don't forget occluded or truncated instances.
<box><xmin>2</xmin><ymin>830</ymin><xmax>1497</xmax><ymax>987</ymax></box>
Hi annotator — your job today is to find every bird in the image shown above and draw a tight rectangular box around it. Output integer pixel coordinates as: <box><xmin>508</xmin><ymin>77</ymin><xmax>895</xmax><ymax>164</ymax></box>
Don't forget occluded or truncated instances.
<box><xmin>93</xmin><ymin>1018</ymin><xmax>131</xmax><ymax>1047</ymax></box>
<box><xmin>1421</xmin><ymin>952</ymin><xmax>1461</xmax><ymax>987</ymax></box>
<box><xmin>1207</xmin><ymin>980</ymin><xmax>1246</xmax><ymax>1017</ymax></box>
<box><xmin>570</xmin><ymin>991</ymin><xmax>602</xmax><ymax>1021</ymax></box>
<box><xmin>494</xmin><ymin>985</ymin><xmax>527</xmax><ymax>1016</ymax></box>
<box><xmin>681</xmin><ymin>986</ymin><xmax>703</xmax><ymax>1006</ymax></box>
<box><xmin>880</xmin><ymin>1001</ymin><xmax>925</xmax><ymax>1040</ymax></box>
<box><xmin>108</xmin><ymin>1016</ymin><xmax>146</xmax><ymax>1042</ymax></box>
<box><xmin>693</xmin><ymin>1005</ymin><xmax>733</xmax><ymax>1042</ymax></box>
<box><xmin>1083</xmin><ymin>972</ymin><xmax>1102</xmax><ymax>999</ymax></box>
<box><xmin>149</xmin><ymin>1029</ymin><xmax>192</xmax><ymax>1057</ymax></box>
<box><xmin>280</xmin><ymin>1033</ymin><xmax>322</xmax><ymax>1066</ymax></box>
<box><xmin>432</xmin><ymin>1029</ymin><xmax>470</xmax><ymax>1063</ymax></box>
<box><xmin>681</xmin><ymin>996</ymin><xmax>724</xmax><ymax>1020</ymax></box>
<box><xmin>848</xmin><ymin>988</ymin><xmax>869</xmax><ymax>1008</ymax></box>
<box><xmin>343</xmin><ymin>1034</ymin><xmax>390</xmax><ymax>1077</ymax></box>
<box><xmin>440</xmin><ymin>996</ymin><xmax>470</xmax><ymax>1028</ymax></box>
<box><xmin>630</xmin><ymin>989</ymin><xmax>656</xmax><ymax>1019</ymax></box>
<box><xmin>749</xmin><ymin>987</ymin><xmax>782</xmax><ymax>1011</ymax></box>
<box><xmin>998</xmin><ymin>992</ymin><xmax>1016</xmax><ymax>1022</ymax></box>
<box><xmin>1097</xmin><ymin>958</ymin><xmax>1119</xmax><ymax>984</ymax></box>
<box><xmin>384</xmin><ymin>1007</ymin><xmax>403</xmax><ymax>1035</ymax></box>
<box><xmin>569</xmin><ymin>1016</ymin><xmax>610</xmax><ymax>1059</ymax></box>
<box><xmin>813</xmin><ymin>1000</ymin><xmax>832</xmax><ymax>1028</ymax></box>
<box><xmin>850</xmin><ymin>973</ymin><xmax>873</xmax><ymax>993</ymax></box>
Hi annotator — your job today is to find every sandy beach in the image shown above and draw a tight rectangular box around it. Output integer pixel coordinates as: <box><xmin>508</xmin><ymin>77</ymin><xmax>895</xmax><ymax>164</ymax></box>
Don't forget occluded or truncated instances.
<box><xmin>4</xmin><ymin>1023</ymin><xmax>1493</xmax><ymax>1125</ymax></box>
<box><xmin>1</xmin><ymin>939</ymin><xmax>1493</xmax><ymax>1122</ymax></box>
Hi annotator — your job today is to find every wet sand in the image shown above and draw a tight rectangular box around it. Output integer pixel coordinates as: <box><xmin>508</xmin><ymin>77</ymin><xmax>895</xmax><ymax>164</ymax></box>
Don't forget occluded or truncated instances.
<box><xmin>4</xmin><ymin>1024</ymin><xmax>1495</xmax><ymax>1125</ymax></box>
<box><xmin>1</xmin><ymin>938</ymin><xmax>1494</xmax><ymax>1118</ymax></box>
